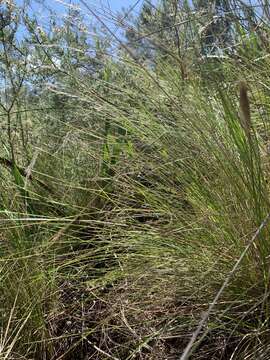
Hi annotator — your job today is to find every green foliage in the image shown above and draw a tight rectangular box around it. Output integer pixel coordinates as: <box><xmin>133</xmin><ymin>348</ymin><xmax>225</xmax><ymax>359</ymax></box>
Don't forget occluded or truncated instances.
<box><xmin>2</xmin><ymin>1</ymin><xmax>270</xmax><ymax>359</ymax></box>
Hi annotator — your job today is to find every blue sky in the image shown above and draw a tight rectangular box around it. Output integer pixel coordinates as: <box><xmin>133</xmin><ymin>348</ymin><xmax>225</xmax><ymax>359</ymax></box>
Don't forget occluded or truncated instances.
<box><xmin>13</xmin><ymin>0</ymin><xmax>149</xmax><ymax>40</ymax></box>
<box><xmin>102</xmin><ymin>0</ymin><xmax>144</xmax><ymax>12</ymax></box>
<box><xmin>30</xmin><ymin>0</ymin><xmax>146</xmax><ymax>16</ymax></box>
<box><xmin>15</xmin><ymin>0</ymin><xmax>147</xmax><ymax>21</ymax></box>
<box><xmin>20</xmin><ymin>0</ymin><xmax>147</xmax><ymax>31</ymax></box>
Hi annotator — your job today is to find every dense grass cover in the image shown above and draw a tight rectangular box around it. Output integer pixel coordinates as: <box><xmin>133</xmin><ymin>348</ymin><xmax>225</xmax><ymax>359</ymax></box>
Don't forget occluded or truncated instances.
<box><xmin>2</xmin><ymin>0</ymin><xmax>270</xmax><ymax>359</ymax></box>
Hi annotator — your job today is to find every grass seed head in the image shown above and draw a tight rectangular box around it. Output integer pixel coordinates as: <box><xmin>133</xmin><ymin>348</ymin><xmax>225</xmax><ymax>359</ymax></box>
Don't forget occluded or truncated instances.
<box><xmin>239</xmin><ymin>80</ymin><xmax>251</xmax><ymax>139</ymax></box>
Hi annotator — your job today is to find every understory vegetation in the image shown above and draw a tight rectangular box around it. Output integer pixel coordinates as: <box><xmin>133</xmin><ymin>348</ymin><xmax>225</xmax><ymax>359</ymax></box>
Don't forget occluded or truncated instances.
<box><xmin>2</xmin><ymin>0</ymin><xmax>270</xmax><ymax>359</ymax></box>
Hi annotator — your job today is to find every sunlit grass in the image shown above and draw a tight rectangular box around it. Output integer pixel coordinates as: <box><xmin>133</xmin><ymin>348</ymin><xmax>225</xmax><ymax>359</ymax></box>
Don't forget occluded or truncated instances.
<box><xmin>1</xmin><ymin>2</ymin><xmax>270</xmax><ymax>359</ymax></box>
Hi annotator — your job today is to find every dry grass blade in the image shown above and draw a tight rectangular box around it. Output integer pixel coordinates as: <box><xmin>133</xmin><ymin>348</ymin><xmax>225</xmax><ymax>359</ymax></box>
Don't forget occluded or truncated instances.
<box><xmin>0</xmin><ymin>276</ymin><xmax>32</xmax><ymax>360</ymax></box>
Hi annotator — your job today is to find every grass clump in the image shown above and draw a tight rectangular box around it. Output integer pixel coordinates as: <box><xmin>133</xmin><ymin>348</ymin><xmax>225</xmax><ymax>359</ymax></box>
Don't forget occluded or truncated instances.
<box><xmin>2</xmin><ymin>0</ymin><xmax>270</xmax><ymax>359</ymax></box>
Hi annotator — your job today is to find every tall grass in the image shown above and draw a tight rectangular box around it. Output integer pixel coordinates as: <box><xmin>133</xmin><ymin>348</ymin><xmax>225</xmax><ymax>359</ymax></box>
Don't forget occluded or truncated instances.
<box><xmin>2</xmin><ymin>1</ymin><xmax>270</xmax><ymax>359</ymax></box>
